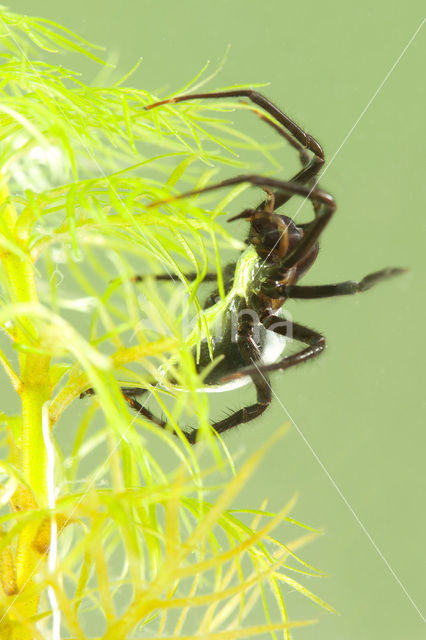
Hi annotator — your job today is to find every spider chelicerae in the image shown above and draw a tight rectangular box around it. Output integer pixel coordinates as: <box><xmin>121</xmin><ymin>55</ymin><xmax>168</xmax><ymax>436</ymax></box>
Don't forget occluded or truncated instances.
<box><xmin>81</xmin><ymin>89</ymin><xmax>405</xmax><ymax>443</ymax></box>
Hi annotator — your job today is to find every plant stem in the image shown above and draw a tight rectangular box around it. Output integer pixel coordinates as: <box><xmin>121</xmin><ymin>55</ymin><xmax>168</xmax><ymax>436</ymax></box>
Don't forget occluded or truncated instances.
<box><xmin>0</xmin><ymin>174</ymin><xmax>51</xmax><ymax>629</ymax></box>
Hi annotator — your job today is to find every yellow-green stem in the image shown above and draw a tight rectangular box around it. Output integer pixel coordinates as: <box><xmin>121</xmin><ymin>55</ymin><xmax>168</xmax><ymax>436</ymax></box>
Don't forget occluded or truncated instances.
<box><xmin>15</xmin><ymin>354</ymin><xmax>51</xmax><ymax>579</ymax></box>
<box><xmin>0</xmin><ymin>174</ymin><xmax>51</xmax><ymax>629</ymax></box>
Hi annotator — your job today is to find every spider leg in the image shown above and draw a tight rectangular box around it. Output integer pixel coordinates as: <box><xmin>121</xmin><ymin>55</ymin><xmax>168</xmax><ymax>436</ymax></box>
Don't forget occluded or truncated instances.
<box><xmin>146</xmin><ymin>90</ymin><xmax>325</xmax><ymax>217</ymax></box>
<box><xmin>148</xmin><ymin>175</ymin><xmax>336</xmax><ymax>270</ymax></box>
<box><xmin>262</xmin><ymin>268</ymin><xmax>407</xmax><ymax>299</ymax></box>
<box><xmin>79</xmin><ymin>385</ymin><xmax>166</xmax><ymax>428</ymax></box>
<box><xmin>132</xmin><ymin>267</ymin><xmax>238</xmax><ymax>310</ymax></box>
<box><xmin>221</xmin><ymin>317</ymin><xmax>325</xmax><ymax>381</ymax></box>
<box><xmin>205</xmin><ymin>372</ymin><xmax>271</xmax><ymax>440</ymax></box>
<box><xmin>257</xmin><ymin>156</ymin><xmax>324</xmax><ymax>215</ymax></box>
<box><xmin>245</xmin><ymin>108</ymin><xmax>323</xmax><ymax>214</ymax></box>
<box><xmin>200</xmin><ymin>328</ymin><xmax>272</xmax><ymax>441</ymax></box>
<box><xmin>120</xmin><ymin>387</ymin><xmax>168</xmax><ymax>429</ymax></box>
<box><xmin>122</xmin><ymin>321</ymin><xmax>273</xmax><ymax>443</ymax></box>
<box><xmin>82</xmin><ymin>385</ymin><xmax>176</xmax><ymax>434</ymax></box>
<box><xmin>131</xmin><ymin>272</ymin><xmax>217</xmax><ymax>283</ymax></box>
<box><xmin>145</xmin><ymin>89</ymin><xmax>324</xmax><ymax>160</ymax></box>
<box><xmin>82</xmin><ymin>359</ymin><xmax>271</xmax><ymax>443</ymax></box>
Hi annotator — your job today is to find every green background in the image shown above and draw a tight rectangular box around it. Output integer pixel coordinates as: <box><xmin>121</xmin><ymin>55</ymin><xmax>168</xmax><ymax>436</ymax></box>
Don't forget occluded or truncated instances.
<box><xmin>12</xmin><ymin>1</ymin><xmax>426</xmax><ymax>638</ymax></box>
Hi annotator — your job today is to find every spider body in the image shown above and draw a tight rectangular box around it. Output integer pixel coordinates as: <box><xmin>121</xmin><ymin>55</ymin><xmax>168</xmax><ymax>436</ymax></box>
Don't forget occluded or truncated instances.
<box><xmin>190</xmin><ymin>245</ymin><xmax>290</xmax><ymax>392</ymax></box>
<box><xmin>190</xmin><ymin>205</ymin><xmax>318</xmax><ymax>391</ymax></box>
<box><xmin>81</xmin><ymin>90</ymin><xmax>404</xmax><ymax>443</ymax></box>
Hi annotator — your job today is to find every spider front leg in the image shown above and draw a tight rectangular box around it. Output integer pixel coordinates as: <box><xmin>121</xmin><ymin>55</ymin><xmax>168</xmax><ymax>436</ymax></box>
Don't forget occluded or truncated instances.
<box><xmin>255</xmin><ymin>155</ymin><xmax>324</xmax><ymax>217</ymax></box>
<box><xmin>146</xmin><ymin>89</ymin><xmax>325</xmax><ymax>217</ymax></box>
<box><xmin>148</xmin><ymin>175</ymin><xmax>335</xmax><ymax>233</ymax></box>
<box><xmin>247</xmin><ymin>107</ymin><xmax>324</xmax><ymax>215</ymax></box>
<box><xmin>147</xmin><ymin>175</ymin><xmax>336</xmax><ymax>273</ymax></box>
<box><xmin>145</xmin><ymin>89</ymin><xmax>324</xmax><ymax>160</ymax></box>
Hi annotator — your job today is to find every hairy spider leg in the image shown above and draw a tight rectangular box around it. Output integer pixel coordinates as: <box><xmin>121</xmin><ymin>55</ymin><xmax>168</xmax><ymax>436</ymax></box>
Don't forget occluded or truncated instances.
<box><xmin>244</xmin><ymin>107</ymin><xmax>323</xmax><ymax>215</ymax></box>
<box><xmin>145</xmin><ymin>89</ymin><xmax>324</xmax><ymax>160</ymax></box>
<box><xmin>224</xmin><ymin>319</ymin><xmax>326</xmax><ymax>381</ymax></box>
<box><xmin>261</xmin><ymin>267</ymin><xmax>407</xmax><ymax>299</ymax></box>
<box><xmin>131</xmin><ymin>272</ymin><xmax>217</xmax><ymax>283</ymax></box>
<box><xmin>225</xmin><ymin>272</ymin><xmax>405</xmax><ymax>382</ymax></box>
<box><xmin>147</xmin><ymin>175</ymin><xmax>336</xmax><ymax>271</ymax></box>
<box><xmin>119</xmin><ymin>172</ymin><xmax>335</xmax><ymax>440</ymax></box>
<box><xmin>83</xmin><ymin>179</ymin><xmax>333</xmax><ymax>435</ymax></box>
<box><xmin>113</xmin><ymin>319</ymin><xmax>274</xmax><ymax>445</ymax></box>
<box><xmin>185</xmin><ymin>311</ymin><xmax>274</xmax><ymax>443</ymax></box>
<box><xmin>119</xmin><ymin>387</ymin><xmax>167</xmax><ymax>429</ymax></box>
<box><xmin>79</xmin><ymin>386</ymin><xmax>166</xmax><ymax>430</ymax></box>
<box><xmin>146</xmin><ymin>89</ymin><xmax>325</xmax><ymax>218</ymax></box>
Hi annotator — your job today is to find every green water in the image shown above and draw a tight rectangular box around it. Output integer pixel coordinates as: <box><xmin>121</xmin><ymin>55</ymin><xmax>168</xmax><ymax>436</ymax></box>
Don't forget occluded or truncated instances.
<box><xmin>12</xmin><ymin>1</ymin><xmax>426</xmax><ymax>637</ymax></box>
